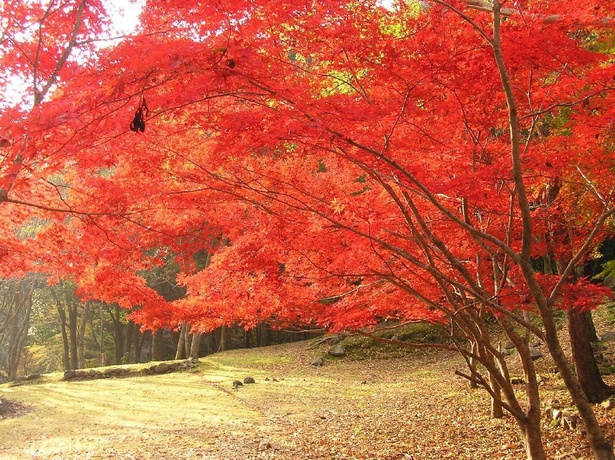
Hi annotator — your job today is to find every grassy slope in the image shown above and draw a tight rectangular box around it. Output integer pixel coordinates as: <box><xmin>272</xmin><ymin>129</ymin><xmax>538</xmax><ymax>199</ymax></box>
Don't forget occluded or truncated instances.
<box><xmin>1</xmin><ymin>334</ymin><xmax>614</xmax><ymax>460</ymax></box>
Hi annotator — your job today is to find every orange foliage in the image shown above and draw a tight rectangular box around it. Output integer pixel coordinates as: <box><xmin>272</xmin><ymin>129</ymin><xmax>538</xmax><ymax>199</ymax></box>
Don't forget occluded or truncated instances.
<box><xmin>0</xmin><ymin>0</ymin><xmax>613</xmax><ymax>332</ymax></box>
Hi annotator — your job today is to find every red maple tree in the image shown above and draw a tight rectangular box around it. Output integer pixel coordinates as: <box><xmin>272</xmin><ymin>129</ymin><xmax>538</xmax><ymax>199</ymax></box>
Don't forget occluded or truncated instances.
<box><xmin>1</xmin><ymin>1</ymin><xmax>614</xmax><ymax>459</ymax></box>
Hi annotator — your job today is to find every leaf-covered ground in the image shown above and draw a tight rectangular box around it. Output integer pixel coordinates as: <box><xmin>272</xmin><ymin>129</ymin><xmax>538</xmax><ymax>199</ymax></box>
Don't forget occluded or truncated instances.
<box><xmin>1</xmin><ymin>338</ymin><xmax>614</xmax><ymax>460</ymax></box>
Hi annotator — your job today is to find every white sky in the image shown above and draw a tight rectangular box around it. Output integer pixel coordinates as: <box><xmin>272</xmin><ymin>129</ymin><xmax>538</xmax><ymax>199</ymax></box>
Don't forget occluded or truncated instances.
<box><xmin>104</xmin><ymin>0</ymin><xmax>145</xmax><ymax>37</ymax></box>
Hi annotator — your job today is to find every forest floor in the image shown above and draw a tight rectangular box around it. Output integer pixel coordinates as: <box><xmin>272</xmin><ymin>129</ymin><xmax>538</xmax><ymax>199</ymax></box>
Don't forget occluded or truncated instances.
<box><xmin>1</xmin><ymin>326</ymin><xmax>615</xmax><ymax>460</ymax></box>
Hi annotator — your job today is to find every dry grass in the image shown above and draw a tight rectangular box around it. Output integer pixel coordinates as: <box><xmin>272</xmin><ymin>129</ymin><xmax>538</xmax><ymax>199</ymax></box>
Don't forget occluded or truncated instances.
<box><xmin>1</xmin><ymin>320</ymin><xmax>614</xmax><ymax>459</ymax></box>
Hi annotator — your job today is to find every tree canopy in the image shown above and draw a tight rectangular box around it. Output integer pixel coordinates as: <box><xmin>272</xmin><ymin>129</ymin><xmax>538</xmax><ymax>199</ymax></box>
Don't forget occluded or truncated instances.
<box><xmin>1</xmin><ymin>1</ymin><xmax>614</xmax><ymax>457</ymax></box>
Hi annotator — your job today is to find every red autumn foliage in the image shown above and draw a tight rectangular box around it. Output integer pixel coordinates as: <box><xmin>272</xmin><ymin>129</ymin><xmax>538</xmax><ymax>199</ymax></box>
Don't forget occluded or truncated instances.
<box><xmin>0</xmin><ymin>0</ymin><xmax>612</xmax><ymax>333</ymax></box>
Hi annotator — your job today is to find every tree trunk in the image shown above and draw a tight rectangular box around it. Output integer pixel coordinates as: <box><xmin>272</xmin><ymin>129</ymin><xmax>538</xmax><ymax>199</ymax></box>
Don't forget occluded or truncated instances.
<box><xmin>5</xmin><ymin>283</ymin><xmax>33</xmax><ymax>381</ymax></box>
<box><xmin>586</xmin><ymin>311</ymin><xmax>599</xmax><ymax>343</ymax></box>
<box><xmin>257</xmin><ymin>323</ymin><xmax>270</xmax><ymax>347</ymax></box>
<box><xmin>218</xmin><ymin>325</ymin><xmax>228</xmax><ymax>352</ymax></box>
<box><xmin>539</xmin><ymin>303</ymin><xmax>614</xmax><ymax>460</ymax></box>
<box><xmin>190</xmin><ymin>331</ymin><xmax>201</xmax><ymax>359</ymax></box>
<box><xmin>489</xmin><ymin>370</ymin><xmax>503</xmax><ymax>419</ymax></box>
<box><xmin>204</xmin><ymin>331</ymin><xmax>216</xmax><ymax>355</ymax></box>
<box><xmin>518</xmin><ymin>414</ymin><xmax>547</xmax><ymax>460</ymax></box>
<box><xmin>68</xmin><ymin>304</ymin><xmax>78</xmax><ymax>369</ymax></box>
<box><xmin>568</xmin><ymin>309</ymin><xmax>612</xmax><ymax>403</ymax></box>
<box><xmin>57</xmin><ymin>306</ymin><xmax>70</xmax><ymax>370</ymax></box>
<box><xmin>244</xmin><ymin>329</ymin><xmax>253</xmax><ymax>348</ymax></box>
<box><xmin>7</xmin><ymin>306</ymin><xmax>30</xmax><ymax>381</ymax></box>
<box><xmin>77</xmin><ymin>301</ymin><xmax>89</xmax><ymax>369</ymax></box>
<box><xmin>185</xmin><ymin>331</ymin><xmax>192</xmax><ymax>358</ymax></box>
<box><xmin>124</xmin><ymin>320</ymin><xmax>134</xmax><ymax>363</ymax></box>
<box><xmin>152</xmin><ymin>329</ymin><xmax>163</xmax><ymax>361</ymax></box>
<box><xmin>175</xmin><ymin>322</ymin><xmax>188</xmax><ymax>360</ymax></box>
<box><xmin>467</xmin><ymin>340</ymin><xmax>479</xmax><ymax>389</ymax></box>
<box><xmin>135</xmin><ymin>328</ymin><xmax>146</xmax><ymax>363</ymax></box>
<box><xmin>106</xmin><ymin>305</ymin><xmax>125</xmax><ymax>365</ymax></box>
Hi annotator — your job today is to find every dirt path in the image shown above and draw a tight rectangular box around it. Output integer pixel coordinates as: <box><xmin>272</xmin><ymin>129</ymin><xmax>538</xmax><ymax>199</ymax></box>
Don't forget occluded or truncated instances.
<box><xmin>1</xmin><ymin>341</ymin><xmax>613</xmax><ymax>459</ymax></box>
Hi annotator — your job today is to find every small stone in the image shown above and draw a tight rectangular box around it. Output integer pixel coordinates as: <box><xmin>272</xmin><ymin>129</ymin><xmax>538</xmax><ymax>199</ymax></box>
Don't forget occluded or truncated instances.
<box><xmin>311</xmin><ymin>357</ymin><xmax>324</xmax><ymax>366</ymax></box>
<box><xmin>601</xmin><ymin>332</ymin><xmax>615</xmax><ymax>342</ymax></box>
<box><xmin>244</xmin><ymin>376</ymin><xmax>255</xmax><ymax>384</ymax></box>
<box><xmin>154</xmin><ymin>363</ymin><xmax>171</xmax><ymax>374</ymax></box>
<box><xmin>504</xmin><ymin>341</ymin><xmax>515</xmax><ymax>350</ymax></box>
<box><xmin>232</xmin><ymin>380</ymin><xmax>243</xmax><ymax>390</ymax></box>
<box><xmin>529</xmin><ymin>349</ymin><xmax>543</xmax><ymax>361</ymax></box>
<box><xmin>328</xmin><ymin>345</ymin><xmax>346</xmax><ymax>357</ymax></box>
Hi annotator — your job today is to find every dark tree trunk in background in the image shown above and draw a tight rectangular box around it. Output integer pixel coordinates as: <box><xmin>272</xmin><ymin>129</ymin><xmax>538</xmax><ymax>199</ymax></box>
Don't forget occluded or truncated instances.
<box><xmin>152</xmin><ymin>329</ymin><xmax>163</xmax><ymax>361</ymax></box>
<box><xmin>77</xmin><ymin>302</ymin><xmax>89</xmax><ymax>368</ymax></box>
<box><xmin>257</xmin><ymin>323</ymin><xmax>270</xmax><ymax>347</ymax></box>
<box><xmin>190</xmin><ymin>332</ymin><xmax>201</xmax><ymax>359</ymax></box>
<box><xmin>124</xmin><ymin>320</ymin><xmax>134</xmax><ymax>363</ymax></box>
<box><xmin>175</xmin><ymin>322</ymin><xmax>188</xmax><ymax>360</ymax></box>
<box><xmin>218</xmin><ymin>326</ymin><xmax>228</xmax><ymax>352</ymax></box>
<box><xmin>68</xmin><ymin>304</ymin><xmax>78</xmax><ymax>370</ymax></box>
<box><xmin>244</xmin><ymin>329</ymin><xmax>253</xmax><ymax>348</ymax></box>
<box><xmin>206</xmin><ymin>331</ymin><xmax>217</xmax><ymax>355</ymax></box>
<box><xmin>106</xmin><ymin>305</ymin><xmax>125</xmax><ymax>365</ymax></box>
<box><xmin>135</xmin><ymin>328</ymin><xmax>147</xmax><ymax>363</ymax></box>
<box><xmin>57</xmin><ymin>306</ymin><xmax>70</xmax><ymax>370</ymax></box>
<box><xmin>185</xmin><ymin>331</ymin><xmax>192</xmax><ymax>358</ymax></box>
<box><xmin>568</xmin><ymin>309</ymin><xmax>612</xmax><ymax>403</ymax></box>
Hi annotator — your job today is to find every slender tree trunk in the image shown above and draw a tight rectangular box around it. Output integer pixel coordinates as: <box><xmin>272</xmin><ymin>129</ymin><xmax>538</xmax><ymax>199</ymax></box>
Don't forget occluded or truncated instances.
<box><xmin>489</xmin><ymin>370</ymin><xmax>503</xmax><ymax>418</ymax></box>
<box><xmin>517</xmin><ymin>414</ymin><xmax>547</xmax><ymax>460</ymax></box>
<box><xmin>257</xmin><ymin>323</ymin><xmax>270</xmax><ymax>347</ymax></box>
<box><xmin>68</xmin><ymin>304</ymin><xmax>78</xmax><ymax>369</ymax></box>
<box><xmin>135</xmin><ymin>328</ymin><xmax>146</xmax><ymax>363</ymax></box>
<box><xmin>568</xmin><ymin>309</ymin><xmax>612</xmax><ymax>403</ymax></box>
<box><xmin>77</xmin><ymin>302</ymin><xmax>89</xmax><ymax>369</ymax></box>
<box><xmin>175</xmin><ymin>322</ymin><xmax>188</xmax><ymax>360</ymax></box>
<box><xmin>218</xmin><ymin>326</ymin><xmax>228</xmax><ymax>352</ymax></box>
<box><xmin>244</xmin><ymin>329</ymin><xmax>253</xmax><ymax>348</ymax></box>
<box><xmin>124</xmin><ymin>320</ymin><xmax>134</xmax><ymax>363</ymax></box>
<box><xmin>6</xmin><ymin>287</ymin><xmax>33</xmax><ymax>381</ymax></box>
<box><xmin>539</xmin><ymin>302</ymin><xmax>614</xmax><ymax>460</ymax></box>
<box><xmin>57</xmin><ymin>306</ymin><xmax>70</xmax><ymax>370</ymax></box>
<box><xmin>152</xmin><ymin>329</ymin><xmax>163</xmax><ymax>360</ymax></box>
<box><xmin>190</xmin><ymin>332</ymin><xmax>201</xmax><ymax>359</ymax></box>
<box><xmin>206</xmin><ymin>331</ymin><xmax>217</xmax><ymax>355</ymax></box>
<box><xmin>467</xmin><ymin>340</ymin><xmax>479</xmax><ymax>389</ymax></box>
<box><xmin>7</xmin><ymin>309</ymin><xmax>29</xmax><ymax>381</ymax></box>
<box><xmin>185</xmin><ymin>331</ymin><xmax>192</xmax><ymax>358</ymax></box>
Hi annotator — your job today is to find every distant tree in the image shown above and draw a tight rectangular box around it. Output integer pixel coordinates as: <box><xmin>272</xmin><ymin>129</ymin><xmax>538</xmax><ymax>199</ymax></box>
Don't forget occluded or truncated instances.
<box><xmin>0</xmin><ymin>277</ymin><xmax>38</xmax><ymax>380</ymax></box>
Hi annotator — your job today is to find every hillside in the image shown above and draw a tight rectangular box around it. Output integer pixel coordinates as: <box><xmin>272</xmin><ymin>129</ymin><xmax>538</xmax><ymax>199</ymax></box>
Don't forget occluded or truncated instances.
<box><xmin>1</xmin><ymin>337</ymin><xmax>614</xmax><ymax>460</ymax></box>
